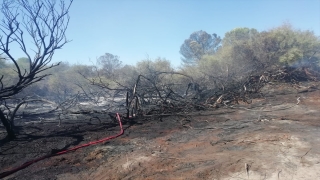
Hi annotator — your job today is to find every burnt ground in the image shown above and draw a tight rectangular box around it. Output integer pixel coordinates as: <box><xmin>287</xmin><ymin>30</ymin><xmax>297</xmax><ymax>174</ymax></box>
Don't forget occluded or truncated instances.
<box><xmin>1</xmin><ymin>82</ymin><xmax>320</xmax><ymax>180</ymax></box>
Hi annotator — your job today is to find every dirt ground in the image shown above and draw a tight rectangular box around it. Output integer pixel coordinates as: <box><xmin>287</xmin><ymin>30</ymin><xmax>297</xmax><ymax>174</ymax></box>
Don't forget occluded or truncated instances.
<box><xmin>1</xmin><ymin>82</ymin><xmax>320</xmax><ymax>180</ymax></box>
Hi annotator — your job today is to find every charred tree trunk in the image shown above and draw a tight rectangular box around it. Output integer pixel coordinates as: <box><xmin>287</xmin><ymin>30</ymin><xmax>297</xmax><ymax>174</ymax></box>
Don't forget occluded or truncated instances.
<box><xmin>126</xmin><ymin>91</ymin><xmax>129</xmax><ymax>119</ymax></box>
<box><xmin>0</xmin><ymin>109</ymin><xmax>15</xmax><ymax>140</ymax></box>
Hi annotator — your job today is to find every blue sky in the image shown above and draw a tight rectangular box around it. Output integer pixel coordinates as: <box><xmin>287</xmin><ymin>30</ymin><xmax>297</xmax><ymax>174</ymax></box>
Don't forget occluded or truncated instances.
<box><xmin>8</xmin><ymin>0</ymin><xmax>320</xmax><ymax>68</ymax></box>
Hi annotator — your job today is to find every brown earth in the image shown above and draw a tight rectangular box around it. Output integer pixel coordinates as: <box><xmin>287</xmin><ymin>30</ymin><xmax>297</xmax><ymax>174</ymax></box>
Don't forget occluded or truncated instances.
<box><xmin>1</xmin><ymin>82</ymin><xmax>320</xmax><ymax>180</ymax></box>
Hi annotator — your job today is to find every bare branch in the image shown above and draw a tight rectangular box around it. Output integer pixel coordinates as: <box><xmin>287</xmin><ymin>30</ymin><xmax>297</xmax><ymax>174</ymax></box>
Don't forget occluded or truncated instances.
<box><xmin>0</xmin><ymin>0</ymin><xmax>73</xmax><ymax>100</ymax></box>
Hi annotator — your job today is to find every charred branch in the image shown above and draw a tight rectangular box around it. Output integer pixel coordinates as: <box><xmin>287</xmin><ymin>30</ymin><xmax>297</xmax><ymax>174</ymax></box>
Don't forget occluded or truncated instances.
<box><xmin>0</xmin><ymin>0</ymin><xmax>73</xmax><ymax>100</ymax></box>
<box><xmin>0</xmin><ymin>0</ymin><xmax>73</xmax><ymax>140</ymax></box>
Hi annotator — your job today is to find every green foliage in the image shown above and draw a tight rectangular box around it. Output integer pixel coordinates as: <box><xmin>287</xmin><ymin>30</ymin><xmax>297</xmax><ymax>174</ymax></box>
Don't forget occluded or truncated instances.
<box><xmin>136</xmin><ymin>57</ymin><xmax>182</xmax><ymax>91</ymax></box>
<box><xmin>97</xmin><ymin>53</ymin><xmax>122</xmax><ymax>79</ymax></box>
<box><xmin>195</xmin><ymin>24</ymin><xmax>320</xmax><ymax>88</ymax></box>
<box><xmin>3</xmin><ymin>24</ymin><xmax>319</xmax><ymax>104</ymax></box>
<box><xmin>179</xmin><ymin>62</ymin><xmax>206</xmax><ymax>86</ymax></box>
<box><xmin>117</xmin><ymin>65</ymin><xmax>139</xmax><ymax>87</ymax></box>
<box><xmin>200</xmin><ymin>32</ymin><xmax>262</xmax><ymax>85</ymax></box>
<box><xmin>4</xmin><ymin>61</ymin><xmax>96</xmax><ymax>101</ymax></box>
<box><xmin>136</xmin><ymin>58</ymin><xmax>173</xmax><ymax>74</ymax></box>
<box><xmin>180</xmin><ymin>30</ymin><xmax>221</xmax><ymax>65</ymax></box>
<box><xmin>0</xmin><ymin>58</ymin><xmax>31</xmax><ymax>86</ymax></box>
<box><xmin>264</xmin><ymin>23</ymin><xmax>320</xmax><ymax>66</ymax></box>
<box><xmin>45</xmin><ymin>63</ymin><xmax>95</xmax><ymax>101</ymax></box>
<box><xmin>279</xmin><ymin>47</ymin><xmax>303</xmax><ymax>64</ymax></box>
<box><xmin>223</xmin><ymin>27</ymin><xmax>259</xmax><ymax>46</ymax></box>
<box><xmin>0</xmin><ymin>67</ymin><xmax>16</xmax><ymax>86</ymax></box>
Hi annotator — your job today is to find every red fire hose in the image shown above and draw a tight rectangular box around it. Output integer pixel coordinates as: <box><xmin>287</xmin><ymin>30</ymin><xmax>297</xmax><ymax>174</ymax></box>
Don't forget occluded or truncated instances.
<box><xmin>0</xmin><ymin>113</ymin><xmax>124</xmax><ymax>179</ymax></box>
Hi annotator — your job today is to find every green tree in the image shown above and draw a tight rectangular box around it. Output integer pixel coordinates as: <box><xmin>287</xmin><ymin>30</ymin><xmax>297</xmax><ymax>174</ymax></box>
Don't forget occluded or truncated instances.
<box><xmin>97</xmin><ymin>53</ymin><xmax>123</xmax><ymax>79</ymax></box>
<box><xmin>272</xmin><ymin>24</ymin><xmax>320</xmax><ymax>66</ymax></box>
<box><xmin>253</xmin><ymin>23</ymin><xmax>320</xmax><ymax>68</ymax></box>
<box><xmin>135</xmin><ymin>57</ymin><xmax>174</xmax><ymax>85</ymax></box>
<box><xmin>180</xmin><ymin>30</ymin><xmax>221</xmax><ymax>65</ymax></box>
<box><xmin>197</xmin><ymin>28</ymin><xmax>262</xmax><ymax>89</ymax></box>
<box><xmin>117</xmin><ymin>65</ymin><xmax>139</xmax><ymax>88</ymax></box>
<box><xmin>196</xmin><ymin>24</ymin><xmax>320</xmax><ymax>91</ymax></box>
<box><xmin>42</xmin><ymin>63</ymin><xmax>95</xmax><ymax>101</ymax></box>
<box><xmin>223</xmin><ymin>27</ymin><xmax>259</xmax><ymax>46</ymax></box>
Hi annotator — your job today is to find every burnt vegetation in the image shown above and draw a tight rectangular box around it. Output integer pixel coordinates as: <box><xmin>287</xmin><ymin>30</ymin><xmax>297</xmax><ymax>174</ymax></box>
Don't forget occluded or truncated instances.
<box><xmin>0</xmin><ymin>0</ymin><xmax>320</xmax><ymax>145</ymax></box>
<box><xmin>77</xmin><ymin>25</ymin><xmax>320</xmax><ymax>120</ymax></box>
<box><xmin>0</xmin><ymin>0</ymin><xmax>73</xmax><ymax>140</ymax></box>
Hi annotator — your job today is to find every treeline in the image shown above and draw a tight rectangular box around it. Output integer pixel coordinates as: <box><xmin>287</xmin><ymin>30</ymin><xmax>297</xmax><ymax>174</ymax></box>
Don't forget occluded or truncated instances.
<box><xmin>180</xmin><ymin>23</ymin><xmax>320</xmax><ymax>89</ymax></box>
<box><xmin>1</xmin><ymin>23</ymin><xmax>319</xmax><ymax>103</ymax></box>
<box><xmin>0</xmin><ymin>54</ymin><xmax>180</xmax><ymax>102</ymax></box>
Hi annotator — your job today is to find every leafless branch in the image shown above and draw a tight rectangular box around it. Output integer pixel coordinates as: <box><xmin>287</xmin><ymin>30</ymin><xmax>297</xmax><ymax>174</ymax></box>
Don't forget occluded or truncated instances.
<box><xmin>0</xmin><ymin>0</ymin><xmax>73</xmax><ymax>100</ymax></box>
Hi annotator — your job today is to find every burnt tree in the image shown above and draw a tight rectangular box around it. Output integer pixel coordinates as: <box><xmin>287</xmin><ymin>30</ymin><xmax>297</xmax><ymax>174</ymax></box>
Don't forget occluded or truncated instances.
<box><xmin>0</xmin><ymin>0</ymin><xmax>73</xmax><ymax>140</ymax></box>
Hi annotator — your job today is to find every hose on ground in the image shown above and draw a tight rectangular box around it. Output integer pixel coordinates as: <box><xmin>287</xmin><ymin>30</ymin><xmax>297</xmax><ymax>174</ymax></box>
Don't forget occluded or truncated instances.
<box><xmin>0</xmin><ymin>113</ymin><xmax>124</xmax><ymax>179</ymax></box>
